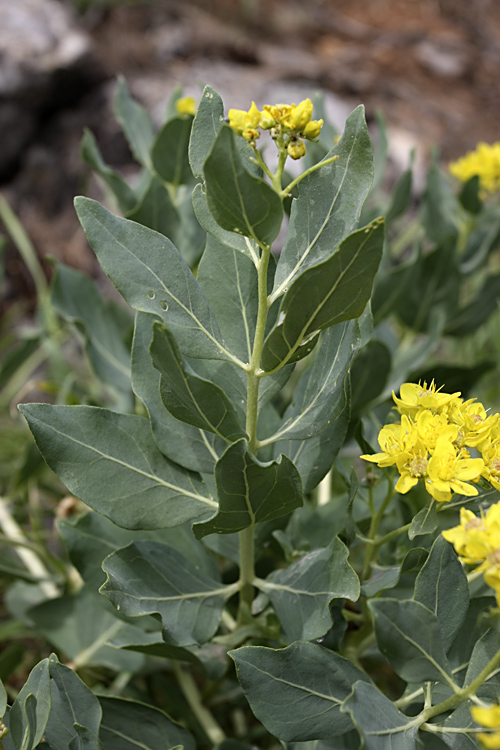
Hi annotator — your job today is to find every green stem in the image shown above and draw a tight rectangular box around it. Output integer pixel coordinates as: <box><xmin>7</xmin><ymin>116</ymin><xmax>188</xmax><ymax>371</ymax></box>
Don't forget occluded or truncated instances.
<box><xmin>173</xmin><ymin>662</ymin><xmax>226</xmax><ymax>746</ymax></box>
<box><xmin>252</xmin><ymin>149</ymin><xmax>275</xmax><ymax>184</ymax></box>
<box><xmin>361</xmin><ymin>522</ymin><xmax>412</xmax><ymax>549</ymax></box>
<box><xmin>281</xmin><ymin>155</ymin><xmax>339</xmax><ymax>198</ymax></box>
<box><xmin>362</xmin><ymin>477</ymin><xmax>395</xmax><ymax>580</ymax></box>
<box><xmin>271</xmin><ymin>139</ymin><xmax>288</xmax><ymax>194</ymax></box>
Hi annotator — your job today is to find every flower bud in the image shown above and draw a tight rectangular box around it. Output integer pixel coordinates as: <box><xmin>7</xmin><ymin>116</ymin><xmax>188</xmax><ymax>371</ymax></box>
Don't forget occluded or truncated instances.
<box><xmin>287</xmin><ymin>139</ymin><xmax>306</xmax><ymax>160</ymax></box>
<box><xmin>303</xmin><ymin>118</ymin><xmax>323</xmax><ymax>140</ymax></box>
<box><xmin>175</xmin><ymin>96</ymin><xmax>196</xmax><ymax>116</ymax></box>
<box><xmin>285</xmin><ymin>98</ymin><xmax>313</xmax><ymax>131</ymax></box>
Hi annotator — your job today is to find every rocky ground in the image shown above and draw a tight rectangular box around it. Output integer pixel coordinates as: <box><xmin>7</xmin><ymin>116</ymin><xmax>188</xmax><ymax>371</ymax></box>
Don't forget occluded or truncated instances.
<box><xmin>1</xmin><ymin>0</ymin><xmax>499</xmax><ymax>308</ymax></box>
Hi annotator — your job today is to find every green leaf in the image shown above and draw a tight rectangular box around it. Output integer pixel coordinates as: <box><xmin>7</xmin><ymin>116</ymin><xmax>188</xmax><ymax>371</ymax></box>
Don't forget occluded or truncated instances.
<box><xmin>192</xmin><ymin>183</ymin><xmax>257</xmax><ymax>261</ymax></box>
<box><xmin>342</xmin><ymin>681</ymin><xmax>419</xmax><ymax>749</ymax></box>
<box><xmin>369</xmin><ymin>598</ymin><xmax>453</xmax><ymax>684</ymax></box>
<box><xmin>262</xmin><ymin>321</ymin><xmax>360</xmax><ymax>445</ymax></box>
<box><xmin>386</xmin><ymin>167</ymin><xmax>413</xmax><ymax>225</ymax></box>
<box><xmin>2</xmin><ymin>658</ymin><xmax>50</xmax><ymax>750</ymax></box>
<box><xmin>131</xmin><ymin>312</ymin><xmax>221</xmax><ymax>473</ymax></box>
<box><xmin>230</xmin><ymin>642</ymin><xmax>369</xmax><ymax>741</ymax></box>
<box><xmin>409</xmin><ymin>501</ymin><xmax>438</xmax><ymax>539</ymax></box>
<box><xmin>445</xmin><ymin>274</ymin><xmax>500</xmax><ymax>337</ymax></box>
<box><xmin>99</xmin><ymin>696</ymin><xmax>195</xmax><ymax>750</ymax></box>
<box><xmin>0</xmin><ymin>678</ymin><xmax>6</xmax><ymax>716</ymax></box>
<box><xmin>19</xmin><ymin>404</ymin><xmax>216</xmax><ymax>529</ymax></box>
<box><xmin>69</xmin><ymin>724</ymin><xmax>101</xmax><ymax>750</ymax></box>
<box><xmin>203</xmin><ymin>125</ymin><xmax>283</xmax><ymax>246</ymax></box>
<box><xmin>174</xmin><ymin>185</ymin><xmax>206</xmax><ymax>267</ymax></box>
<box><xmin>371</xmin><ymin>250</ymin><xmax>419</xmax><ymax>325</ymax></box>
<box><xmin>461</xmin><ymin>209</ymin><xmax>500</xmax><ymax>274</ymax></box>
<box><xmin>414</xmin><ymin>536</ymin><xmax>469</xmax><ymax>652</ymax></box>
<box><xmin>459</xmin><ymin>175</ymin><xmax>482</xmax><ymax>215</ymax></box>
<box><xmin>43</xmin><ymin>655</ymin><xmax>102</xmax><ymax>750</ymax></box>
<box><xmin>272</xmin><ymin>105</ymin><xmax>374</xmax><ymax>298</ymax></box>
<box><xmin>151</xmin><ymin>116</ymin><xmax>194</xmax><ymax>187</ymax></box>
<box><xmin>125</xmin><ymin>174</ymin><xmax>180</xmax><ymax>237</ymax></box>
<box><xmin>150</xmin><ymin>323</ymin><xmax>246</xmax><ymax>441</ymax></box>
<box><xmin>257</xmin><ymin>537</ymin><xmax>359</xmax><ymax>642</ymax></box>
<box><xmin>193</xmin><ymin>439</ymin><xmax>303</xmax><ymax>538</ymax></box>
<box><xmin>420</xmin><ymin>162</ymin><xmax>459</xmax><ymax>243</ymax></box>
<box><xmin>350</xmin><ymin>339</ymin><xmax>391</xmax><ymax>414</ymax></box>
<box><xmin>29</xmin><ymin>588</ymin><xmax>144</xmax><ymax>672</ymax></box>
<box><xmin>114</xmin><ymin>77</ymin><xmax>155</xmax><ymax>169</ymax></box>
<box><xmin>80</xmin><ymin>129</ymin><xmax>137</xmax><ymax>214</ymax></box>
<box><xmin>464</xmin><ymin>626</ymin><xmax>500</xmax><ymax>700</ymax></box>
<box><xmin>262</xmin><ymin>220</ymin><xmax>384</xmax><ymax>372</ymax></box>
<box><xmin>189</xmin><ymin>85</ymin><xmax>225</xmax><ymax>178</ymax></box>
<box><xmin>101</xmin><ymin>541</ymin><xmax>234</xmax><ymax>646</ymax></box>
<box><xmin>361</xmin><ymin>548</ymin><xmax>428</xmax><ymax>598</ymax></box>
<box><xmin>436</xmin><ymin>702</ymin><xmax>481</xmax><ymax>749</ymax></box>
<box><xmin>51</xmin><ymin>263</ymin><xmax>132</xmax><ymax>392</ymax></box>
<box><xmin>74</xmin><ymin>197</ymin><xmax>238</xmax><ymax>363</ymax></box>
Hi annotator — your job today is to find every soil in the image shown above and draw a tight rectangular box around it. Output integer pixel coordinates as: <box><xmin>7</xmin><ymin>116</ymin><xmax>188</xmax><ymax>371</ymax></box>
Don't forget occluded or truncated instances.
<box><xmin>2</xmin><ymin>0</ymin><xmax>500</xmax><ymax>306</ymax></box>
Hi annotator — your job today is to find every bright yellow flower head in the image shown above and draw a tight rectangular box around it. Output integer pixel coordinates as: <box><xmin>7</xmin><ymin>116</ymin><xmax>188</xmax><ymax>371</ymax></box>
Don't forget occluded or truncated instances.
<box><xmin>425</xmin><ymin>432</ymin><xmax>483</xmax><ymax>503</ymax></box>
<box><xmin>449</xmin><ymin>141</ymin><xmax>500</xmax><ymax>195</ymax></box>
<box><xmin>228</xmin><ymin>102</ymin><xmax>262</xmax><ymax>142</ymax></box>
<box><xmin>175</xmin><ymin>96</ymin><xmax>196</xmax><ymax>116</ymax></box>
<box><xmin>471</xmin><ymin>702</ymin><xmax>500</xmax><ymax>749</ymax></box>
<box><xmin>449</xmin><ymin>398</ymin><xmax>499</xmax><ymax>448</ymax></box>
<box><xmin>281</xmin><ymin>98</ymin><xmax>314</xmax><ymax>131</ymax></box>
<box><xmin>393</xmin><ymin>382</ymin><xmax>461</xmax><ymax>420</ymax></box>
<box><xmin>361</xmin><ymin>415</ymin><xmax>420</xmax><ymax>469</ymax></box>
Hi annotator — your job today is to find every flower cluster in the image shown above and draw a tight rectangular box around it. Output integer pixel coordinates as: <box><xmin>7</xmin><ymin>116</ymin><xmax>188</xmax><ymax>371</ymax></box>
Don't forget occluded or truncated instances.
<box><xmin>227</xmin><ymin>99</ymin><xmax>323</xmax><ymax>159</ymax></box>
<box><xmin>449</xmin><ymin>141</ymin><xmax>500</xmax><ymax>195</ymax></box>
<box><xmin>442</xmin><ymin>502</ymin><xmax>500</xmax><ymax>606</ymax></box>
<box><xmin>471</xmin><ymin>702</ymin><xmax>500</xmax><ymax>749</ymax></box>
<box><xmin>361</xmin><ymin>382</ymin><xmax>500</xmax><ymax>503</ymax></box>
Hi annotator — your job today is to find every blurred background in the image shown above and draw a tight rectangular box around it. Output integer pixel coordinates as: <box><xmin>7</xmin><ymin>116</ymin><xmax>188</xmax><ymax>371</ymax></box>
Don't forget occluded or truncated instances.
<box><xmin>1</xmin><ymin>0</ymin><xmax>499</xmax><ymax>307</ymax></box>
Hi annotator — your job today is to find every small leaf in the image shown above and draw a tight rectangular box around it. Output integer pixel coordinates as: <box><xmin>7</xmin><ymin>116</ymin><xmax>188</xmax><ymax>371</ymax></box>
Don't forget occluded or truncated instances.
<box><xmin>262</xmin><ymin>220</ymin><xmax>384</xmax><ymax>372</ymax></box>
<box><xmin>19</xmin><ymin>404</ymin><xmax>215</xmax><ymax>530</ymax></box>
<box><xmin>80</xmin><ymin>129</ymin><xmax>137</xmax><ymax>214</ymax></box>
<box><xmin>369</xmin><ymin>598</ymin><xmax>453</xmax><ymax>684</ymax></box>
<box><xmin>114</xmin><ymin>77</ymin><xmax>155</xmax><ymax>169</ymax></box>
<box><xmin>193</xmin><ymin>439</ymin><xmax>303</xmax><ymax>538</ymax></box>
<box><xmin>151</xmin><ymin>116</ymin><xmax>194</xmax><ymax>187</ymax></box>
<box><xmin>99</xmin><ymin>696</ymin><xmax>195</xmax><ymax>750</ymax></box>
<box><xmin>101</xmin><ymin>541</ymin><xmax>233</xmax><ymax>646</ymax></box>
<box><xmin>204</xmin><ymin>125</ymin><xmax>283</xmax><ymax>246</ymax></box>
<box><xmin>257</xmin><ymin>537</ymin><xmax>359</xmax><ymax>642</ymax></box>
<box><xmin>409</xmin><ymin>501</ymin><xmax>437</xmax><ymax>539</ymax></box>
<box><xmin>150</xmin><ymin>323</ymin><xmax>246</xmax><ymax>441</ymax></box>
<box><xmin>189</xmin><ymin>85</ymin><xmax>225</xmax><ymax>178</ymax></box>
<box><xmin>2</xmin><ymin>658</ymin><xmax>50</xmax><ymax>750</ymax></box>
<box><xmin>230</xmin><ymin>642</ymin><xmax>369</xmax><ymax>741</ymax></box>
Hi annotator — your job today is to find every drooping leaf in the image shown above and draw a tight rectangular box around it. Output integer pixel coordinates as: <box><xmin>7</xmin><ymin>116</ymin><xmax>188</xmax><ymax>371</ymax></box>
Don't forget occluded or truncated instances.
<box><xmin>74</xmin><ymin>197</ymin><xmax>239</xmax><ymax>363</ymax></box>
<box><xmin>101</xmin><ymin>541</ymin><xmax>233</xmax><ymax>646</ymax></box>
<box><xmin>114</xmin><ymin>77</ymin><xmax>155</xmax><ymax>169</ymax></box>
<box><xmin>231</xmin><ymin>642</ymin><xmax>369</xmax><ymax>741</ymax></box>
<box><xmin>98</xmin><ymin>696</ymin><xmax>195</xmax><ymax>750</ymax></box>
<box><xmin>150</xmin><ymin>323</ymin><xmax>246</xmax><ymax>441</ymax></box>
<box><xmin>414</xmin><ymin>536</ymin><xmax>469</xmax><ymax>652</ymax></box>
<box><xmin>272</xmin><ymin>105</ymin><xmax>374</xmax><ymax>297</ymax></box>
<box><xmin>43</xmin><ymin>655</ymin><xmax>102</xmax><ymax>750</ymax></box>
<box><xmin>151</xmin><ymin>116</ymin><xmax>194</xmax><ymax>187</ymax></box>
<box><xmin>19</xmin><ymin>404</ymin><xmax>216</xmax><ymax>529</ymax></box>
<box><xmin>262</xmin><ymin>220</ymin><xmax>384</xmax><ymax>372</ymax></box>
<box><xmin>257</xmin><ymin>537</ymin><xmax>359</xmax><ymax>642</ymax></box>
<box><xmin>2</xmin><ymin>658</ymin><xmax>50</xmax><ymax>750</ymax></box>
<box><xmin>342</xmin><ymin>681</ymin><xmax>419</xmax><ymax>750</ymax></box>
<box><xmin>189</xmin><ymin>85</ymin><xmax>224</xmax><ymax>178</ymax></box>
<box><xmin>51</xmin><ymin>263</ymin><xmax>132</xmax><ymax>392</ymax></box>
<box><xmin>204</xmin><ymin>125</ymin><xmax>283</xmax><ymax>246</ymax></box>
<box><xmin>80</xmin><ymin>129</ymin><xmax>137</xmax><ymax>214</ymax></box>
<box><xmin>131</xmin><ymin>312</ymin><xmax>221</xmax><ymax>474</ymax></box>
<box><xmin>369</xmin><ymin>598</ymin><xmax>453</xmax><ymax>684</ymax></box>
<box><xmin>193</xmin><ymin>439</ymin><xmax>303</xmax><ymax>538</ymax></box>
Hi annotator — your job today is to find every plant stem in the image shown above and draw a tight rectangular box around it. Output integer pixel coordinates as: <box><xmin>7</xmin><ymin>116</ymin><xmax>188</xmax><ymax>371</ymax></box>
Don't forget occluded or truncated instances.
<box><xmin>281</xmin><ymin>155</ymin><xmax>339</xmax><ymax>197</ymax></box>
<box><xmin>362</xmin><ymin>477</ymin><xmax>395</xmax><ymax>580</ymax></box>
<box><xmin>173</xmin><ymin>662</ymin><xmax>226</xmax><ymax>746</ymax></box>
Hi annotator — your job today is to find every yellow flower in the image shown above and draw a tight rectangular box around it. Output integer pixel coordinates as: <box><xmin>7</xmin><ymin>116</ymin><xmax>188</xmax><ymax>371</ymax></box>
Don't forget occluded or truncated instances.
<box><xmin>361</xmin><ymin>415</ymin><xmax>420</xmax><ymax>469</ymax></box>
<box><xmin>415</xmin><ymin>409</ymin><xmax>449</xmax><ymax>450</ymax></box>
<box><xmin>393</xmin><ymin>382</ymin><xmax>461</xmax><ymax>420</ymax></box>
<box><xmin>281</xmin><ymin>98</ymin><xmax>314</xmax><ymax>131</ymax></box>
<box><xmin>471</xmin><ymin>702</ymin><xmax>500</xmax><ymax>749</ymax></box>
<box><xmin>228</xmin><ymin>102</ymin><xmax>262</xmax><ymax>142</ymax></box>
<box><xmin>449</xmin><ymin>141</ymin><xmax>500</xmax><ymax>195</ymax></box>
<box><xmin>303</xmin><ymin>119</ymin><xmax>324</xmax><ymax>140</ymax></box>
<box><xmin>450</xmin><ymin>399</ymin><xmax>499</xmax><ymax>448</ymax></box>
<box><xmin>425</xmin><ymin>432</ymin><xmax>483</xmax><ymax>503</ymax></box>
<box><xmin>175</xmin><ymin>96</ymin><xmax>196</xmax><ymax>116</ymax></box>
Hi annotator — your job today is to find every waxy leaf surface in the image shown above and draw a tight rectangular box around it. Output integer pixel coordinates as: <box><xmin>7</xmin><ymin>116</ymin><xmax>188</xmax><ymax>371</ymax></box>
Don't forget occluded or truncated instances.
<box><xmin>19</xmin><ymin>404</ymin><xmax>215</xmax><ymax>529</ymax></box>
<box><xmin>189</xmin><ymin>85</ymin><xmax>224</xmax><ymax>178</ymax></box>
<box><xmin>192</xmin><ymin>183</ymin><xmax>257</xmax><ymax>261</ymax></box>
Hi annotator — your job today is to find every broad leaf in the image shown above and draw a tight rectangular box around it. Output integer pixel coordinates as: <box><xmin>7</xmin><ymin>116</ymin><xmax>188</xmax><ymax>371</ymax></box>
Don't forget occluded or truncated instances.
<box><xmin>101</xmin><ymin>541</ymin><xmax>234</xmax><ymax>646</ymax></box>
<box><xmin>369</xmin><ymin>598</ymin><xmax>453</xmax><ymax>684</ymax></box>
<box><xmin>51</xmin><ymin>263</ymin><xmax>132</xmax><ymax>392</ymax></box>
<box><xmin>151</xmin><ymin>115</ymin><xmax>194</xmax><ymax>187</ymax></box>
<box><xmin>386</xmin><ymin>166</ymin><xmax>413</xmax><ymax>225</ymax></box>
<box><xmin>43</xmin><ymin>656</ymin><xmax>102</xmax><ymax>750</ymax></box>
<box><xmin>74</xmin><ymin>197</ymin><xmax>239</xmax><ymax>363</ymax></box>
<box><xmin>342</xmin><ymin>681</ymin><xmax>419</xmax><ymax>749</ymax></box>
<box><xmin>80</xmin><ymin>129</ymin><xmax>137</xmax><ymax>214</ymax></box>
<box><xmin>349</xmin><ymin>339</ymin><xmax>391</xmax><ymax>414</ymax></box>
<box><xmin>262</xmin><ymin>321</ymin><xmax>360</xmax><ymax>444</ymax></box>
<box><xmin>189</xmin><ymin>85</ymin><xmax>224</xmax><ymax>178</ymax></box>
<box><xmin>257</xmin><ymin>537</ymin><xmax>359</xmax><ymax>642</ymax></box>
<box><xmin>114</xmin><ymin>76</ymin><xmax>155</xmax><ymax>169</ymax></box>
<box><xmin>272</xmin><ymin>105</ymin><xmax>374</xmax><ymax>298</ymax></box>
<box><xmin>131</xmin><ymin>312</ymin><xmax>221</xmax><ymax>474</ymax></box>
<box><xmin>193</xmin><ymin>439</ymin><xmax>303</xmax><ymax>538</ymax></box>
<box><xmin>408</xmin><ymin>500</ymin><xmax>437</xmax><ymax>539</ymax></box>
<box><xmin>150</xmin><ymin>323</ymin><xmax>246</xmax><ymax>441</ymax></box>
<box><xmin>2</xmin><ymin>658</ymin><xmax>50</xmax><ymax>750</ymax></box>
<box><xmin>19</xmin><ymin>404</ymin><xmax>216</xmax><ymax>529</ymax></box>
<box><xmin>464</xmin><ymin>626</ymin><xmax>500</xmax><ymax>700</ymax></box>
<box><xmin>192</xmin><ymin>183</ymin><xmax>257</xmax><ymax>261</ymax></box>
<box><xmin>261</xmin><ymin>220</ymin><xmax>384</xmax><ymax>372</ymax></box>
<box><xmin>125</xmin><ymin>175</ymin><xmax>180</xmax><ymax>238</ymax></box>
<box><xmin>435</xmin><ymin>702</ymin><xmax>481</xmax><ymax>749</ymax></box>
<box><xmin>361</xmin><ymin>548</ymin><xmax>428</xmax><ymax>598</ymax></box>
<box><xmin>69</xmin><ymin>724</ymin><xmax>101</xmax><ymax>750</ymax></box>
<box><xmin>230</xmin><ymin>642</ymin><xmax>369</xmax><ymax>741</ymax></box>
<box><xmin>204</xmin><ymin>125</ymin><xmax>283</xmax><ymax>246</ymax></box>
<box><xmin>99</xmin><ymin>696</ymin><xmax>195</xmax><ymax>750</ymax></box>
<box><xmin>414</xmin><ymin>536</ymin><xmax>469</xmax><ymax>651</ymax></box>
